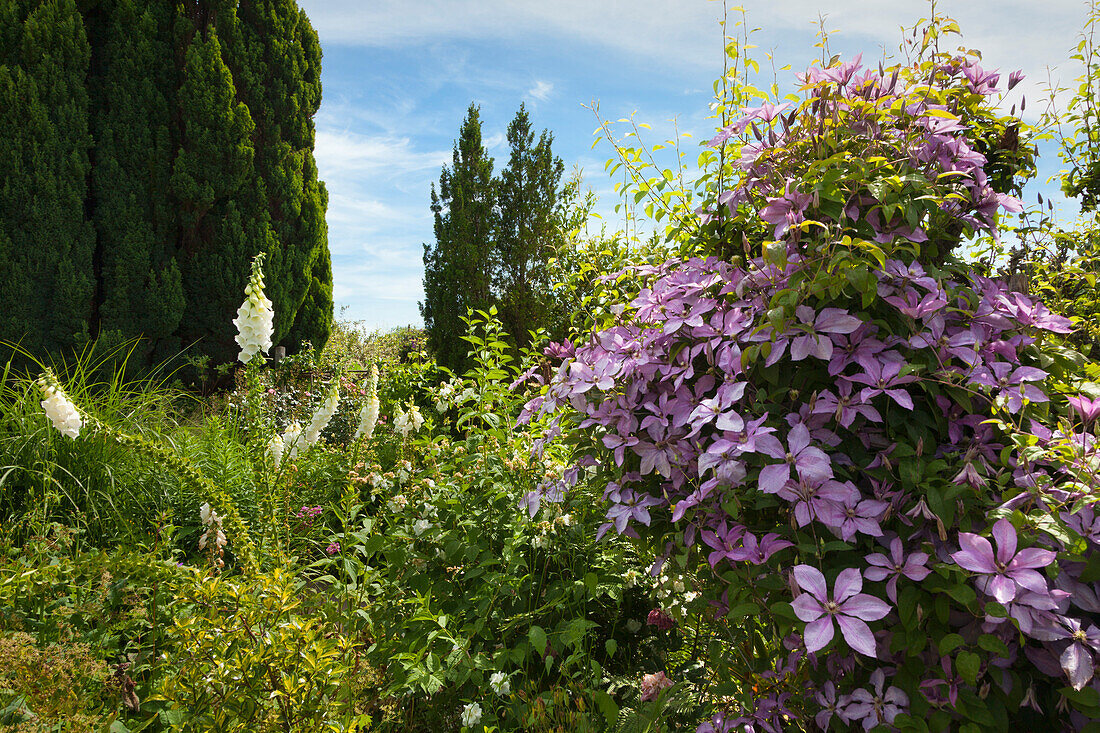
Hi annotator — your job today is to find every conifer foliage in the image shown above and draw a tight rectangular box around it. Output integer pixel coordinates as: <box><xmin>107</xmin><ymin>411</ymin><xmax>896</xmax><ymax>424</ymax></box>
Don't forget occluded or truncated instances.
<box><xmin>0</xmin><ymin>0</ymin><xmax>332</xmax><ymax>368</ymax></box>
<box><xmin>421</xmin><ymin>103</ymin><xmax>566</xmax><ymax>373</ymax></box>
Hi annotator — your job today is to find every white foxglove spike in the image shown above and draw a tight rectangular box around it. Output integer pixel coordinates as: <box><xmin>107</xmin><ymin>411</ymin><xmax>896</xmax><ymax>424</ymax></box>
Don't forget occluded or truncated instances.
<box><xmin>37</xmin><ymin>370</ymin><xmax>82</xmax><ymax>439</ymax></box>
<box><xmin>303</xmin><ymin>386</ymin><xmax>340</xmax><ymax>446</ymax></box>
<box><xmin>354</xmin><ymin>365</ymin><xmax>380</xmax><ymax>440</ymax></box>
<box><xmin>233</xmin><ymin>253</ymin><xmax>275</xmax><ymax>364</ymax></box>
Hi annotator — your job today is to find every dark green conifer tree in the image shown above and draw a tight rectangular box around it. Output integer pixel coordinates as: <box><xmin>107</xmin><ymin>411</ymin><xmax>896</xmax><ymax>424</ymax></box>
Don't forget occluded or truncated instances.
<box><xmin>0</xmin><ymin>0</ymin><xmax>94</xmax><ymax>357</ymax></box>
<box><xmin>87</xmin><ymin>0</ymin><xmax>183</xmax><ymax>362</ymax></box>
<box><xmin>421</xmin><ymin>104</ymin><xmax>497</xmax><ymax>374</ymax></box>
<box><xmin>495</xmin><ymin>103</ymin><xmax>565</xmax><ymax>350</ymax></box>
<box><xmin>0</xmin><ymin>0</ymin><xmax>332</xmax><ymax>371</ymax></box>
<box><xmin>213</xmin><ymin>0</ymin><xmax>331</xmax><ymax>354</ymax></box>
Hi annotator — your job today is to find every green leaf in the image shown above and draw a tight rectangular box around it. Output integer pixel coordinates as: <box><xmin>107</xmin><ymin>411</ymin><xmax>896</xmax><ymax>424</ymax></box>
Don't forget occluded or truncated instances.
<box><xmin>528</xmin><ymin>625</ymin><xmax>547</xmax><ymax>656</ymax></box>
<box><xmin>938</xmin><ymin>633</ymin><xmax>965</xmax><ymax>656</ymax></box>
<box><xmin>977</xmin><ymin>634</ymin><xmax>1009</xmax><ymax>657</ymax></box>
<box><xmin>956</xmin><ymin>651</ymin><xmax>981</xmax><ymax>685</ymax></box>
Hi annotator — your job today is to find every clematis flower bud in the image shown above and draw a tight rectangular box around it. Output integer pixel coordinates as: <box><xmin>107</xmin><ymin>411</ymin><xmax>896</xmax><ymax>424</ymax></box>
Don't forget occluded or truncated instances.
<box><xmin>233</xmin><ymin>253</ymin><xmax>275</xmax><ymax>364</ymax></box>
<box><xmin>37</xmin><ymin>370</ymin><xmax>82</xmax><ymax>439</ymax></box>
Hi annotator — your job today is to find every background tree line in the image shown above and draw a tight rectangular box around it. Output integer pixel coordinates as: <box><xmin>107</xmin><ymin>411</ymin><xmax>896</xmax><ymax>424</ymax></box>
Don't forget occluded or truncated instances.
<box><xmin>0</xmin><ymin>0</ymin><xmax>332</xmax><ymax>374</ymax></box>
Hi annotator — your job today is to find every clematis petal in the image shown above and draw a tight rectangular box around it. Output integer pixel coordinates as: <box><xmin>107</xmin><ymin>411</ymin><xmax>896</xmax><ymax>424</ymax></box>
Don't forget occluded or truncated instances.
<box><xmin>953</xmin><ymin>533</ymin><xmax>997</xmax><ymax>573</ymax></box>
<box><xmin>1009</xmin><ymin>548</ymin><xmax>1057</xmax><ymax>570</ymax></box>
<box><xmin>987</xmin><ymin>574</ymin><xmax>1017</xmax><ymax>604</ymax></box>
<box><xmin>836</xmin><ymin>615</ymin><xmax>878</xmax><ymax>657</ymax></box>
<box><xmin>840</xmin><ymin>593</ymin><xmax>892</xmax><ymax>621</ymax></box>
<box><xmin>759</xmin><ymin>463</ymin><xmax>791</xmax><ymax>493</ymax></box>
<box><xmin>1062</xmin><ymin>642</ymin><xmax>1095</xmax><ymax>690</ymax></box>
<box><xmin>834</xmin><ymin>567</ymin><xmax>863</xmax><ymax>603</ymax></box>
<box><xmin>803</xmin><ymin>617</ymin><xmax>835</xmax><ymax>653</ymax></box>
<box><xmin>793</xmin><ymin>564</ymin><xmax>829</xmax><ymax>600</ymax></box>
<box><xmin>792</xmin><ymin>594</ymin><xmax>826</xmax><ymax>622</ymax></box>
<box><xmin>992</xmin><ymin>519</ymin><xmax>1017</xmax><ymax>565</ymax></box>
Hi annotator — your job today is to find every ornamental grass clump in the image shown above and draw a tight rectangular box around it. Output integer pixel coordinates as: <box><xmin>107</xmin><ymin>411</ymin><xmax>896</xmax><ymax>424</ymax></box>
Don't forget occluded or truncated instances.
<box><xmin>523</xmin><ymin>18</ymin><xmax>1100</xmax><ymax>731</ymax></box>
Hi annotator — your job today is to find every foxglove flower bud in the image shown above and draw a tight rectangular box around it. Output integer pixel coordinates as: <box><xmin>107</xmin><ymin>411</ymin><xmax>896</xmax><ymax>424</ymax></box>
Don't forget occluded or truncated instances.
<box><xmin>37</xmin><ymin>370</ymin><xmax>82</xmax><ymax>439</ymax></box>
<box><xmin>233</xmin><ymin>253</ymin><xmax>275</xmax><ymax>364</ymax></box>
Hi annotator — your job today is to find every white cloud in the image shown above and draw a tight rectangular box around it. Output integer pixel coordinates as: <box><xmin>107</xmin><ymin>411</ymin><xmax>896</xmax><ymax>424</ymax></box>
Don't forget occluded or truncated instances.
<box><xmin>298</xmin><ymin>0</ymin><xmax>1087</xmax><ymax>108</ymax></box>
<box><xmin>314</xmin><ymin>129</ymin><xmax>450</xmax><ymax>179</ymax></box>
<box><xmin>527</xmin><ymin>80</ymin><xmax>554</xmax><ymax>102</ymax></box>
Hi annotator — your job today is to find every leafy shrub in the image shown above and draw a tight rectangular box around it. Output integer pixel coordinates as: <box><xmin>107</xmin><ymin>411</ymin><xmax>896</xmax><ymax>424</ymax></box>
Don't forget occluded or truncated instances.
<box><xmin>523</xmin><ymin>17</ymin><xmax>1100</xmax><ymax>732</ymax></box>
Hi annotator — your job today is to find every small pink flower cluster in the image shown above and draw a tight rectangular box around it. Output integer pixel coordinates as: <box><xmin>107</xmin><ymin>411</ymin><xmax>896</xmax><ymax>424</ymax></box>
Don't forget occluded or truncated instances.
<box><xmin>325</xmin><ymin>542</ymin><xmax>340</xmax><ymax>555</ymax></box>
<box><xmin>294</xmin><ymin>505</ymin><xmax>324</xmax><ymax>528</ymax></box>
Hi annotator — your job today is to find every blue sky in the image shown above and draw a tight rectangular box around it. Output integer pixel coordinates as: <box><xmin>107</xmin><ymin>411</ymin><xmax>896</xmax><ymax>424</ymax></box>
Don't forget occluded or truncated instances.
<box><xmin>296</xmin><ymin>0</ymin><xmax>1089</xmax><ymax>331</ymax></box>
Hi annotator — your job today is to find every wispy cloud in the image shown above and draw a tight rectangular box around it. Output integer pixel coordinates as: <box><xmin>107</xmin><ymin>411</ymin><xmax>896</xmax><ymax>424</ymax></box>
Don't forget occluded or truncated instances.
<box><xmin>527</xmin><ymin>80</ymin><xmax>554</xmax><ymax>102</ymax></box>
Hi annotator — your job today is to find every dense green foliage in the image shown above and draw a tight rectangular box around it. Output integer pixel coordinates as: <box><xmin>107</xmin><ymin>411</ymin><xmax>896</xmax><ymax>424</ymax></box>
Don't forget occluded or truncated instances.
<box><xmin>422</xmin><ymin>104</ymin><xmax>497</xmax><ymax>374</ymax></box>
<box><xmin>0</xmin><ymin>0</ymin><xmax>331</xmax><ymax>371</ymax></box>
<box><xmin>421</xmin><ymin>104</ymin><xmax>568</xmax><ymax>372</ymax></box>
<box><xmin>11</xmin><ymin>5</ymin><xmax>1100</xmax><ymax>733</ymax></box>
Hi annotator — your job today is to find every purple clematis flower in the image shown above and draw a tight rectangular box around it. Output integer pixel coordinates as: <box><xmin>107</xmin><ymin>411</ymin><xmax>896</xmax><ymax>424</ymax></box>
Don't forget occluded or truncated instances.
<box><xmin>951</xmin><ymin>518</ymin><xmax>1056</xmax><ymax>604</ymax></box>
<box><xmin>1042</xmin><ymin>617</ymin><xmax>1100</xmax><ymax>690</ymax></box>
<box><xmin>727</xmin><ymin>531</ymin><xmax>794</xmax><ymax>565</ymax></box>
<box><xmin>814</xmin><ymin>681</ymin><xmax>850</xmax><ymax>730</ymax></box>
<box><xmin>919</xmin><ymin>656</ymin><xmax>962</xmax><ymax>708</ymax></box>
<box><xmin>1068</xmin><ymin>394</ymin><xmax>1100</xmax><ymax>424</ymax></box>
<box><xmin>758</xmin><ymin>422</ymin><xmax>833</xmax><ymax>493</ymax></box>
<box><xmin>789</xmin><ymin>306</ymin><xmax>863</xmax><ymax>361</ymax></box>
<box><xmin>812</xmin><ymin>382</ymin><xmax>882</xmax><ymax>428</ymax></box>
<box><xmin>600</xmin><ymin>488</ymin><xmax>663</xmax><ymax>538</ymax></box>
<box><xmin>760</xmin><ymin>181</ymin><xmax>813</xmax><ymax>239</ymax></box>
<box><xmin>846</xmin><ymin>359</ymin><xmax>918</xmax><ymax>410</ymax></box>
<box><xmin>864</xmin><ymin>537</ymin><xmax>931</xmax><ymax>602</ymax></box>
<box><xmin>777</xmin><ymin>476</ymin><xmax>857</xmax><ymax>528</ymax></box>
<box><xmin>968</xmin><ymin>361</ymin><xmax>1048</xmax><ymax>413</ymax></box>
<box><xmin>791</xmin><ymin>565</ymin><xmax>891</xmax><ymax>656</ymax></box>
<box><xmin>830</xmin><ymin>499</ymin><xmax>888</xmax><ymax>542</ymax></box>
<box><xmin>846</xmin><ymin>669</ymin><xmax>909</xmax><ymax>730</ymax></box>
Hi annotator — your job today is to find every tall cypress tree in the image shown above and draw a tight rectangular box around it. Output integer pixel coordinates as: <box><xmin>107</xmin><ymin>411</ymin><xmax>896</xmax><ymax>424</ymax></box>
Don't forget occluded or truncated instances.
<box><xmin>213</xmin><ymin>0</ymin><xmax>331</xmax><ymax>354</ymax></box>
<box><xmin>0</xmin><ymin>0</ymin><xmax>332</xmax><ymax>372</ymax></box>
<box><xmin>421</xmin><ymin>104</ymin><xmax>496</xmax><ymax>374</ymax></box>
<box><xmin>169</xmin><ymin>23</ymin><xmax>260</xmax><ymax>365</ymax></box>
<box><xmin>0</xmin><ymin>0</ymin><xmax>94</xmax><ymax>358</ymax></box>
<box><xmin>87</xmin><ymin>0</ymin><xmax>183</xmax><ymax>363</ymax></box>
<box><xmin>495</xmin><ymin>104</ymin><xmax>565</xmax><ymax>350</ymax></box>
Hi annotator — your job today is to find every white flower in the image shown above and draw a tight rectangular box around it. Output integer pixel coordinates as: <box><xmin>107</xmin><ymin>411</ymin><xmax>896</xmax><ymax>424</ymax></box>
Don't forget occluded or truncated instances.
<box><xmin>388</xmin><ymin>494</ymin><xmax>408</xmax><ymax>513</ymax></box>
<box><xmin>303</xmin><ymin>386</ymin><xmax>339</xmax><ymax>445</ymax></box>
<box><xmin>408</xmin><ymin>404</ymin><xmax>424</xmax><ymax>431</ymax></box>
<box><xmin>354</xmin><ymin>366</ymin><xmax>380</xmax><ymax>440</ymax></box>
<box><xmin>394</xmin><ymin>400</ymin><xmax>424</xmax><ymax>437</ymax></box>
<box><xmin>460</xmin><ymin>702</ymin><xmax>482</xmax><ymax>727</ymax></box>
<box><xmin>281</xmin><ymin>422</ymin><xmax>303</xmax><ymax>461</ymax></box>
<box><xmin>37</xmin><ymin>373</ymin><xmax>82</xmax><ymax>439</ymax></box>
<box><xmin>266</xmin><ymin>433</ymin><xmax>285</xmax><ymax>467</ymax></box>
<box><xmin>489</xmin><ymin>671</ymin><xmax>510</xmax><ymax>697</ymax></box>
<box><xmin>413</xmin><ymin>518</ymin><xmax>431</xmax><ymax>536</ymax></box>
<box><xmin>233</xmin><ymin>253</ymin><xmax>274</xmax><ymax>364</ymax></box>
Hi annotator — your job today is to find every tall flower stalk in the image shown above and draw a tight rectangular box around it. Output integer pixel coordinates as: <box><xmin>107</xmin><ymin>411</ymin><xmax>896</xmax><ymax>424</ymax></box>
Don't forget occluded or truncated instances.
<box><xmin>233</xmin><ymin>252</ymin><xmax>274</xmax><ymax>365</ymax></box>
